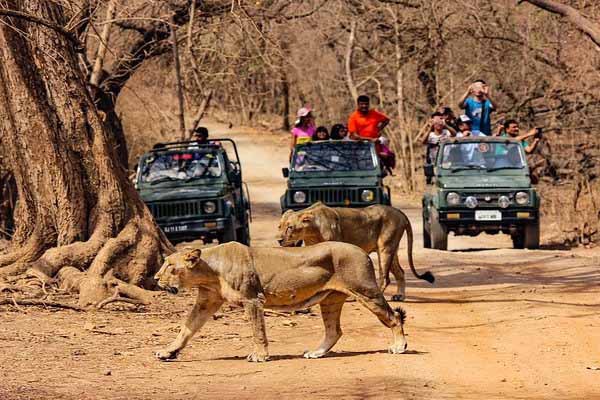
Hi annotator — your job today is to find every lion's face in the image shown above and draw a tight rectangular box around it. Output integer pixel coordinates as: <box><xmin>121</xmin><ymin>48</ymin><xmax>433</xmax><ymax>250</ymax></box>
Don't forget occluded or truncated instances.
<box><xmin>277</xmin><ymin>210</ymin><xmax>319</xmax><ymax>247</ymax></box>
<box><xmin>154</xmin><ymin>248</ymin><xmax>205</xmax><ymax>293</ymax></box>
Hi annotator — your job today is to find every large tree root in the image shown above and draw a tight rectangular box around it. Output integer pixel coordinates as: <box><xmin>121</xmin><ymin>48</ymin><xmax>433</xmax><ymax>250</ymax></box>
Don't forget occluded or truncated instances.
<box><xmin>0</xmin><ymin>217</ymin><xmax>170</xmax><ymax>310</ymax></box>
<box><xmin>0</xmin><ymin>298</ymin><xmax>84</xmax><ymax>311</ymax></box>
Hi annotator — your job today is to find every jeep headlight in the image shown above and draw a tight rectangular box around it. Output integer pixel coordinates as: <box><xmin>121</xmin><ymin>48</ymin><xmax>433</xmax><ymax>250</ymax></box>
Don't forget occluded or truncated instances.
<box><xmin>446</xmin><ymin>192</ymin><xmax>460</xmax><ymax>206</ymax></box>
<box><xmin>465</xmin><ymin>196</ymin><xmax>478</xmax><ymax>209</ymax></box>
<box><xmin>498</xmin><ymin>195</ymin><xmax>510</xmax><ymax>209</ymax></box>
<box><xmin>203</xmin><ymin>201</ymin><xmax>217</xmax><ymax>214</ymax></box>
<box><xmin>361</xmin><ymin>189</ymin><xmax>375</xmax><ymax>202</ymax></box>
<box><xmin>515</xmin><ymin>192</ymin><xmax>529</xmax><ymax>205</ymax></box>
<box><xmin>293</xmin><ymin>191</ymin><xmax>307</xmax><ymax>203</ymax></box>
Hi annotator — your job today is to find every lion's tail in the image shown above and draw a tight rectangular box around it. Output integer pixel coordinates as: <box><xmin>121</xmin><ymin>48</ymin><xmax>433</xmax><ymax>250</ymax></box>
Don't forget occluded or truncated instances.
<box><xmin>405</xmin><ymin>214</ymin><xmax>435</xmax><ymax>284</ymax></box>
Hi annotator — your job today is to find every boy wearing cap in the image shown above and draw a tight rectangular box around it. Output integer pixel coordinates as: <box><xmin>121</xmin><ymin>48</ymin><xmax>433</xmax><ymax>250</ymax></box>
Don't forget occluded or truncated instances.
<box><xmin>458</xmin><ymin>80</ymin><xmax>496</xmax><ymax>135</ymax></box>
<box><xmin>455</xmin><ymin>115</ymin><xmax>472</xmax><ymax>137</ymax></box>
<box><xmin>347</xmin><ymin>95</ymin><xmax>390</xmax><ymax>141</ymax></box>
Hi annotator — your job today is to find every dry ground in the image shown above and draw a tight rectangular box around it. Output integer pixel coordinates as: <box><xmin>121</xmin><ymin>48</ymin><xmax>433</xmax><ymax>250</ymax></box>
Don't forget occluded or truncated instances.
<box><xmin>1</xmin><ymin>125</ymin><xmax>599</xmax><ymax>399</ymax></box>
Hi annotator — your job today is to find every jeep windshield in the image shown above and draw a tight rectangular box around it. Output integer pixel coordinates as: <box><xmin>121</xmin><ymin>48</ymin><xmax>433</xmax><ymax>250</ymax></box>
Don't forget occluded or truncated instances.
<box><xmin>292</xmin><ymin>141</ymin><xmax>377</xmax><ymax>172</ymax></box>
<box><xmin>439</xmin><ymin>141</ymin><xmax>526</xmax><ymax>172</ymax></box>
<box><xmin>139</xmin><ymin>150</ymin><xmax>223</xmax><ymax>184</ymax></box>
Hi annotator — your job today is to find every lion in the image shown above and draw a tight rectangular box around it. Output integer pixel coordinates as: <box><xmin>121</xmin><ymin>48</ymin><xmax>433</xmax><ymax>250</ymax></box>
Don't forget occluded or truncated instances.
<box><xmin>154</xmin><ymin>242</ymin><xmax>408</xmax><ymax>362</ymax></box>
<box><xmin>277</xmin><ymin>202</ymin><xmax>434</xmax><ymax>301</ymax></box>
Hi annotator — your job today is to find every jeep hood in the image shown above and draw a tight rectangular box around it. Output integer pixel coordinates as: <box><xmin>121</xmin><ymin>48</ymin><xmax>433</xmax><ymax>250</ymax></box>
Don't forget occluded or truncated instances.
<box><xmin>138</xmin><ymin>186</ymin><xmax>227</xmax><ymax>202</ymax></box>
<box><xmin>439</xmin><ymin>175</ymin><xmax>531</xmax><ymax>189</ymax></box>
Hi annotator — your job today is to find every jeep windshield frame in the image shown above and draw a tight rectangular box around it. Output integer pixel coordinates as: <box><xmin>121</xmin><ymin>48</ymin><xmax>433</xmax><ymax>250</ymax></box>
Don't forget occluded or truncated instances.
<box><xmin>436</xmin><ymin>138</ymin><xmax>528</xmax><ymax>175</ymax></box>
<box><xmin>138</xmin><ymin>148</ymin><xmax>226</xmax><ymax>187</ymax></box>
<box><xmin>290</xmin><ymin>140</ymin><xmax>380</xmax><ymax>175</ymax></box>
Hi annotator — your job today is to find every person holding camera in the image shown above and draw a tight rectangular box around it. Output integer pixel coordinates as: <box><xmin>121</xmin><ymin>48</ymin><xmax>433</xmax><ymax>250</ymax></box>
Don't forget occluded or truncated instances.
<box><xmin>493</xmin><ymin>119</ymin><xmax>541</xmax><ymax>154</ymax></box>
<box><xmin>458</xmin><ymin>80</ymin><xmax>496</xmax><ymax>135</ymax></box>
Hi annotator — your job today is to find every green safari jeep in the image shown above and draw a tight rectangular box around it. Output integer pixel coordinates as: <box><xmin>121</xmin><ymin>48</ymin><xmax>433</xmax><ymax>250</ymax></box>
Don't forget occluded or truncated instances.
<box><xmin>422</xmin><ymin>137</ymin><xmax>540</xmax><ymax>250</ymax></box>
<box><xmin>280</xmin><ymin>140</ymin><xmax>391</xmax><ymax>212</ymax></box>
<box><xmin>135</xmin><ymin>139</ymin><xmax>251</xmax><ymax>245</ymax></box>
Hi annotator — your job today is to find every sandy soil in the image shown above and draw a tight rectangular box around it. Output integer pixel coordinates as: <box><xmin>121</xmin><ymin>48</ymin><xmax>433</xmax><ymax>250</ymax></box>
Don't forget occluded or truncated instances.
<box><xmin>1</xmin><ymin>125</ymin><xmax>599</xmax><ymax>400</ymax></box>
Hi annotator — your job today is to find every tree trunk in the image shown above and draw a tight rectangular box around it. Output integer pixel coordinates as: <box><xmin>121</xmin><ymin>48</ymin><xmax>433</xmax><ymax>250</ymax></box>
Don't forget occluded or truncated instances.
<box><xmin>345</xmin><ymin>21</ymin><xmax>359</xmax><ymax>102</ymax></box>
<box><xmin>0</xmin><ymin>0</ymin><xmax>173</xmax><ymax>307</ymax></box>
<box><xmin>171</xmin><ymin>19</ymin><xmax>186</xmax><ymax>139</ymax></box>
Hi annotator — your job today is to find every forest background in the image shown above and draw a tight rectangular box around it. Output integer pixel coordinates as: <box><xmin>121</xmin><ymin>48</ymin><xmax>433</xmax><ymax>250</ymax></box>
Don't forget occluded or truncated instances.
<box><xmin>1</xmin><ymin>0</ymin><xmax>599</xmax><ymax>260</ymax></box>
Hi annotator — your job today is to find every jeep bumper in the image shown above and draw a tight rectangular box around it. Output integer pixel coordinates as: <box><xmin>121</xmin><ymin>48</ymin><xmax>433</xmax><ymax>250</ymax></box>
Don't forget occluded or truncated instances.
<box><xmin>437</xmin><ymin>208</ymin><xmax>538</xmax><ymax>234</ymax></box>
<box><xmin>158</xmin><ymin>217</ymin><xmax>232</xmax><ymax>242</ymax></box>
<box><xmin>281</xmin><ymin>186</ymin><xmax>390</xmax><ymax>212</ymax></box>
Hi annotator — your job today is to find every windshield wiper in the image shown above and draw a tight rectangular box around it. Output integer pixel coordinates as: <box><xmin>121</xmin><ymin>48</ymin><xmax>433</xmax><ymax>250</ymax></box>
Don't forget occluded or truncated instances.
<box><xmin>486</xmin><ymin>166</ymin><xmax>524</xmax><ymax>172</ymax></box>
<box><xmin>451</xmin><ymin>165</ymin><xmax>484</xmax><ymax>172</ymax></box>
<box><xmin>149</xmin><ymin>176</ymin><xmax>178</xmax><ymax>185</ymax></box>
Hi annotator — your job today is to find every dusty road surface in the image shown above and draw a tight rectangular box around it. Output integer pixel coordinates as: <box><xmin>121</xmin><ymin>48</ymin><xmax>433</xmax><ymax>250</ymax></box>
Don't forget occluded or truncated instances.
<box><xmin>1</xmin><ymin>126</ymin><xmax>599</xmax><ymax>400</ymax></box>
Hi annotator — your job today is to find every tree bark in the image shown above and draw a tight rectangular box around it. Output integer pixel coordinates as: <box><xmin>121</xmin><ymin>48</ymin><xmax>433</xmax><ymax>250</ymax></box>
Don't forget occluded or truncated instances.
<box><xmin>0</xmin><ymin>0</ymin><xmax>173</xmax><ymax>307</ymax></box>
<box><xmin>171</xmin><ymin>18</ymin><xmax>186</xmax><ymax>139</ymax></box>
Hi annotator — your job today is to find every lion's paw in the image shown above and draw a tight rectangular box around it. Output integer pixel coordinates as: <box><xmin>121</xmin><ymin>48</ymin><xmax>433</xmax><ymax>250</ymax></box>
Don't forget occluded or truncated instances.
<box><xmin>388</xmin><ymin>343</ymin><xmax>408</xmax><ymax>354</ymax></box>
<box><xmin>303</xmin><ymin>350</ymin><xmax>327</xmax><ymax>359</ymax></box>
<box><xmin>155</xmin><ymin>349</ymin><xmax>179</xmax><ymax>361</ymax></box>
<box><xmin>391</xmin><ymin>294</ymin><xmax>406</xmax><ymax>302</ymax></box>
<box><xmin>247</xmin><ymin>352</ymin><xmax>270</xmax><ymax>362</ymax></box>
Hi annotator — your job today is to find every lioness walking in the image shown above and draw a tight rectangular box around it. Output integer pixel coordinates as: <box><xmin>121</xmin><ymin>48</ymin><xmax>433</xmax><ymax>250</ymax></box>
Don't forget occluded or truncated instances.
<box><xmin>277</xmin><ymin>203</ymin><xmax>435</xmax><ymax>301</ymax></box>
<box><xmin>154</xmin><ymin>242</ymin><xmax>408</xmax><ymax>362</ymax></box>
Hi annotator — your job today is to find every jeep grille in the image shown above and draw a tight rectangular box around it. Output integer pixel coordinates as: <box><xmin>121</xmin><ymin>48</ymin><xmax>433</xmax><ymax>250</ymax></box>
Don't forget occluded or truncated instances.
<box><xmin>460</xmin><ymin>192</ymin><xmax>513</xmax><ymax>207</ymax></box>
<box><xmin>147</xmin><ymin>200</ymin><xmax>202</xmax><ymax>219</ymax></box>
<box><xmin>309</xmin><ymin>188</ymin><xmax>360</xmax><ymax>204</ymax></box>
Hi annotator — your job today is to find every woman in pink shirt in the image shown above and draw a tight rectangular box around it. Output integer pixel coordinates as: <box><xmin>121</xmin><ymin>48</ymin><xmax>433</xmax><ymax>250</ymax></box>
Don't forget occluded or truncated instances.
<box><xmin>290</xmin><ymin>107</ymin><xmax>316</xmax><ymax>151</ymax></box>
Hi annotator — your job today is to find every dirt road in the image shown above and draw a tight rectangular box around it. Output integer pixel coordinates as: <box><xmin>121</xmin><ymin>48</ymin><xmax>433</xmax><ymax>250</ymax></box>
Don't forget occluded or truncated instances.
<box><xmin>1</xmin><ymin>126</ymin><xmax>599</xmax><ymax>399</ymax></box>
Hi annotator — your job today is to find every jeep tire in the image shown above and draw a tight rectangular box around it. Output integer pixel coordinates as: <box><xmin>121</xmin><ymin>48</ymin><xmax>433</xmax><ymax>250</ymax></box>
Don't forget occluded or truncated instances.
<box><xmin>218</xmin><ymin>224</ymin><xmax>236</xmax><ymax>244</ymax></box>
<box><xmin>430</xmin><ymin>215</ymin><xmax>448</xmax><ymax>250</ymax></box>
<box><xmin>423</xmin><ymin>221</ymin><xmax>432</xmax><ymax>249</ymax></box>
<box><xmin>236</xmin><ymin>226</ymin><xmax>251</xmax><ymax>246</ymax></box>
<box><xmin>512</xmin><ymin>232</ymin><xmax>525</xmax><ymax>249</ymax></box>
<box><xmin>523</xmin><ymin>221</ymin><xmax>540</xmax><ymax>249</ymax></box>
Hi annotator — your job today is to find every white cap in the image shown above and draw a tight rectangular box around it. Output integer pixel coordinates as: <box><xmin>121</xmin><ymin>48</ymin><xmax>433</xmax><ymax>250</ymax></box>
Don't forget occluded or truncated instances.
<box><xmin>296</xmin><ymin>107</ymin><xmax>312</xmax><ymax>118</ymax></box>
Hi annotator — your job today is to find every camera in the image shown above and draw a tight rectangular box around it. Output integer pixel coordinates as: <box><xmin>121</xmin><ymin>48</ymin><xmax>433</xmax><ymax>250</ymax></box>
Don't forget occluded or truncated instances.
<box><xmin>535</xmin><ymin>127</ymin><xmax>543</xmax><ymax>139</ymax></box>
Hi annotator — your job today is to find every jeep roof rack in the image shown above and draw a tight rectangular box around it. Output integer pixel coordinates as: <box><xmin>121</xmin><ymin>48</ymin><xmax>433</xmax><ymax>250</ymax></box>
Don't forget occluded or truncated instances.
<box><xmin>149</xmin><ymin>138</ymin><xmax>241</xmax><ymax>164</ymax></box>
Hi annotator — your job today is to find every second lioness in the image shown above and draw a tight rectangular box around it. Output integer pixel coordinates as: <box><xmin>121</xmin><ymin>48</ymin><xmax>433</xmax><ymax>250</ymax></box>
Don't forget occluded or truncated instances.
<box><xmin>278</xmin><ymin>203</ymin><xmax>434</xmax><ymax>301</ymax></box>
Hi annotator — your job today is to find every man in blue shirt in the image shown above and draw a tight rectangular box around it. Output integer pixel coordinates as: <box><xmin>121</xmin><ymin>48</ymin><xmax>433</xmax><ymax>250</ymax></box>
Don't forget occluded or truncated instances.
<box><xmin>458</xmin><ymin>80</ymin><xmax>496</xmax><ymax>135</ymax></box>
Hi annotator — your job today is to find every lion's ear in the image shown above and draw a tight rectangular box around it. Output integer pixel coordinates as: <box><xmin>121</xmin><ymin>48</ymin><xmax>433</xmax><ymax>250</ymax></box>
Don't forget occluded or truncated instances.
<box><xmin>183</xmin><ymin>248</ymin><xmax>203</xmax><ymax>266</ymax></box>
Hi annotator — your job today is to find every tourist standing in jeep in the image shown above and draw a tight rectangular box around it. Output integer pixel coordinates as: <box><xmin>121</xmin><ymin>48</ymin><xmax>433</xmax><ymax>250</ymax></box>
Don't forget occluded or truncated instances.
<box><xmin>347</xmin><ymin>95</ymin><xmax>390</xmax><ymax>141</ymax></box>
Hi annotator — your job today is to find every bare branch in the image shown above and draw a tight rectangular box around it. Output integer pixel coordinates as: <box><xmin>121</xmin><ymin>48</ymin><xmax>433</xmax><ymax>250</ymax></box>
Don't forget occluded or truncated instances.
<box><xmin>519</xmin><ymin>0</ymin><xmax>600</xmax><ymax>49</ymax></box>
<box><xmin>0</xmin><ymin>8</ymin><xmax>82</xmax><ymax>48</ymax></box>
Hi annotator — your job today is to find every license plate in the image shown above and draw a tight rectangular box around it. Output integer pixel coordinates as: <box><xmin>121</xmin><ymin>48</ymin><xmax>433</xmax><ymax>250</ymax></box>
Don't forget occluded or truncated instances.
<box><xmin>163</xmin><ymin>225</ymin><xmax>188</xmax><ymax>233</ymax></box>
<box><xmin>475</xmin><ymin>210</ymin><xmax>502</xmax><ymax>221</ymax></box>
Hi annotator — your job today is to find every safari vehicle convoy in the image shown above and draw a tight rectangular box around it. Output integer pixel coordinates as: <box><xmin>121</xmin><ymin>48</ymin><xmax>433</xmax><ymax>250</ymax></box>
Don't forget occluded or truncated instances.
<box><xmin>135</xmin><ymin>139</ymin><xmax>251</xmax><ymax>245</ymax></box>
<box><xmin>422</xmin><ymin>137</ymin><xmax>540</xmax><ymax>251</ymax></box>
<box><xmin>280</xmin><ymin>140</ymin><xmax>391</xmax><ymax>212</ymax></box>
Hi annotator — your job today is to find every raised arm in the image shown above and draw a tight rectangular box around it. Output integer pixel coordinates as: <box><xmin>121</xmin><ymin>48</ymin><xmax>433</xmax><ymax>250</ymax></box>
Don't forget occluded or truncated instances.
<box><xmin>458</xmin><ymin>86</ymin><xmax>472</xmax><ymax>109</ymax></box>
<box><xmin>517</xmin><ymin>128</ymin><xmax>538</xmax><ymax>142</ymax></box>
<box><xmin>483</xmin><ymin>85</ymin><xmax>497</xmax><ymax>109</ymax></box>
<box><xmin>524</xmin><ymin>138</ymin><xmax>540</xmax><ymax>154</ymax></box>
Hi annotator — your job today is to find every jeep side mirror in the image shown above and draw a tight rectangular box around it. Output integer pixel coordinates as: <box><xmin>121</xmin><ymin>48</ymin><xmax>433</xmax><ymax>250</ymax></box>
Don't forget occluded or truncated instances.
<box><xmin>424</xmin><ymin>164</ymin><xmax>434</xmax><ymax>178</ymax></box>
<box><xmin>282</xmin><ymin>167</ymin><xmax>289</xmax><ymax>178</ymax></box>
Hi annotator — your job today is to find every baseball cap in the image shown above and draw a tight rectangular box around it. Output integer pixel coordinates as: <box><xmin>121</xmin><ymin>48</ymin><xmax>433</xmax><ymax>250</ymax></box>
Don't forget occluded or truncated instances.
<box><xmin>296</xmin><ymin>107</ymin><xmax>312</xmax><ymax>118</ymax></box>
<box><xmin>458</xmin><ymin>114</ymin><xmax>471</xmax><ymax>123</ymax></box>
